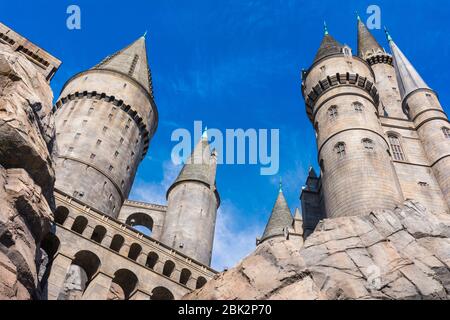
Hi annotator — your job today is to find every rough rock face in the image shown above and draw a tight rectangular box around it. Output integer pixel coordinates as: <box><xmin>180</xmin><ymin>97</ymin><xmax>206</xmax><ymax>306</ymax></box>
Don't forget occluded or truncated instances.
<box><xmin>0</xmin><ymin>42</ymin><xmax>56</xmax><ymax>203</ymax></box>
<box><xmin>0</xmin><ymin>43</ymin><xmax>55</xmax><ymax>300</ymax></box>
<box><xmin>185</xmin><ymin>201</ymin><xmax>450</xmax><ymax>300</ymax></box>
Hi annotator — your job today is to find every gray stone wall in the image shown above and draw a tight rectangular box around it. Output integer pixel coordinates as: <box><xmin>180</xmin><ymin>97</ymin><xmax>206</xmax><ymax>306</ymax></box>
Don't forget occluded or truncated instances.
<box><xmin>44</xmin><ymin>191</ymin><xmax>215</xmax><ymax>300</ymax></box>
<box><xmin>304</xmin><ymin>55</ymin><xmax>404</xmax><ymax>219</ymax></box>
<box><xmin>53</xmin><ymin>70</ymin><xmax>157</xmax><ymax>217</ymax></box>
<box><xmin>405</xmin><ymin>90</ymin><xmax>450</xmax><ymax>209</ymax></box>
<box><xmin>162</xmin><ymin>182</ymin><xmax>218</xmax><ymax>266</ymax></box>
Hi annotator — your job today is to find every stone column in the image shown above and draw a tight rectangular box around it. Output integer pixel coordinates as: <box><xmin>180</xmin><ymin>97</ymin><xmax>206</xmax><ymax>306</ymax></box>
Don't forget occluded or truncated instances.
<box><xmin>82</xmin><ymin>273</ymin><xmax>113</xmax><ymax>300</ymax></box>
<box><xmin>130</xmin><ymin>290</ymin><xmax>151</xmax><ymax>300</ymax></box>
<box><xmin>46</xmin><ymin>254</ymin><xmax>73</xmax><ymax>300</ymax></box>
<box><xmin>137</xmin><ymin>253</ymin><xmax>147</xmax><ymax>265</ymax></box>
<box><xmin>153</xmin><ymin>261</ymin><xmax>165</xmax><ymax>274</ymax></box>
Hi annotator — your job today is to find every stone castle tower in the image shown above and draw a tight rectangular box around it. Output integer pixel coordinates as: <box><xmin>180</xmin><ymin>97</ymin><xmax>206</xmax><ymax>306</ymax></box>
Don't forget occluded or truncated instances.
<box><xmin>42</xmin><ymin>35</ymin><xmax>219</xmax><ymax>300</ymax></box>
<box><xmin>53</xmin><ymin>37</ymin><xmax>158</xmax><ymax>217</ymax></box>
<box><xmin>299</xmin><ymin>19</ymin><xmax>450</xmax><ymax>236</ymax></box>
<box><xmin>162</xmin><ymin>131</ymin><xmax>220</xmax><ymax>265</ymax></box>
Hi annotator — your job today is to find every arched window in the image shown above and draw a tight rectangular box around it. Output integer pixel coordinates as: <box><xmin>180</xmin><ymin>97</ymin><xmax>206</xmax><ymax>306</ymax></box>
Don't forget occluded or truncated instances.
<box><xmin>146</xmin><ymin>252</ymin><xmax>159</xmax><ymax>269</ymax></box>
<box><xmin>58</xmin><ymin>251</ymin><xmax>101</xmax><ymax>300</ymax></box>
<box><xmin>353</xmin><ymin>102</ymin><xmax>364</xmax><ymax>112</ymax></box>
<box><xmin>71</xmin><ymin>216</ymin><xmax>88</xmax><ymax>235</ymax></box>
<box><xmin>54</xmin><ymin>206</ymin><xmax>69</xmax><ymax>225</ymax></box>
<box><xmin>107</xmin><ymin>269</ymin><xmax>138</xmax><ymax>300</ymax></box>
<box><xmin>110</xmin><ymin>235</ymin><xmax>125</xmax><ymax>252</ymax></box>
<box><xmin>162</xmin><ymin>260</ymin><xmax>175</xmax><ymax>278</ymax></box>
<box><xmin>179</xmin><ymin>269</ymin><xmax>192</xmax><ymax>285</ymax></box>
<box><xmin>126</xmin><ymin>212</ymin><xmax>154</xmax><ymax>236</ymax></box>
<box><xmin>388</xmin><ymin>134</ymin><xmax>405</xmax><ymax>161</ymax></box>
<box><xmin>127</xmin><ymin>243</ymin><xmax>142</xmax><ymax>261</ymax></box>
<box><xmin>151</xmin><ymin>287</ymin><xmax>174</xmax><ymax>300</ymax></box>
<box><xmin>334</xmin><ymin>142</ymin><xmax>346</xmax><ymax>159</ymax></box>
<box><xmin>443</xmin><ymin>127</ymin><xmax>450</xmax><ymax>139</ymax></box>
<box><xmin>328</xmin><ymin>106</ymin><xmax>338</xmax><ymax>120</ymax></box>
<box><xmin>362</xmin><ymin>138</ymin><xmax>375</xmax><ymax>151</ymax></box>
<box><xmin>196</xmin><ymin>277</ymin><xmax>207</xmax><ymax>289</ymax></box>
<box><xmin>90</xmin><ymin>226</ymin><xmax>107</xmax><ymax>244</ymax></box>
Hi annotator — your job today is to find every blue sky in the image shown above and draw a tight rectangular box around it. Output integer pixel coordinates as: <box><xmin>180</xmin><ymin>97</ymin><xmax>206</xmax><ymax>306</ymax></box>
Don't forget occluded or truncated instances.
<box><xmin>2</xmin><ymin>0</ymin><xmax>449</xmax><ymax>270</ymax></box>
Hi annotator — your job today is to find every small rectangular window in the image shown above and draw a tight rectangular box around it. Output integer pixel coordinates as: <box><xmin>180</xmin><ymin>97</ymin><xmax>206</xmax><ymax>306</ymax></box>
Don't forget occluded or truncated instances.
<box><xmin>109</xmin><ymin>165</ymin><xmax>114</xmax><ymax>172</ymax></box>
<box><xmin>114</xmin><ymin>151</ymin><xmax>119</xmax><ymax>158</ymax></box>
<box><xmin>103</xmin><ymin>126</ymin><xmax>108</xmax><ymax>133</ymax></box>
<box><xmin>90</xmin><ymin>154</ymin><xmax>96</xmax><ymax>160</ymax></box>
<box><xmin>75</xmin><ymin>133</ymin><xmax>81</xmax><ymax>140</ymax></box>
<box><xmin>96</xmin><ymin>140</ymin><xmax>102</xmax><ymax>146</ymax></box>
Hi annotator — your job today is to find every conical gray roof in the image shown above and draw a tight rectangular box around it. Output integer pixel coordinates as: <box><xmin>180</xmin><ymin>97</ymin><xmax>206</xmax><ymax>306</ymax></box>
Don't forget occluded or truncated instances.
<box><xmin>357</xmin><ymin>19</ymin><xmax>383</xmax><ymax>58</ymax></box>
<box><xmin>93</xmin><ymin>36</ymin><xmax>152</xmax><ymax>93</ymax></box>
<box><xmin>313</xmin><ymin>34</ymin><xmax>344</xmax><ymax>64</ymax></box>
<box><xmin>389</xmin><ymin>39</ymin><xmax>429</xmax><ymax>98</ymax></box>
<box><xmin>261</xmin><ymin>191</ymin><xmax>293</xmax><ymax>243</ymax></box>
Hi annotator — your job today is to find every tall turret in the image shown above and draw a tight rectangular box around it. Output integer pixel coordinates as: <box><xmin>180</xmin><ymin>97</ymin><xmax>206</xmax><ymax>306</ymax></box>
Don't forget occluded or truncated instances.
<box><xmin>388</xmin><ymin>32</ymin><xmax>450</xmax><ymax>209</ymax></box>
<box><xmin>53</xmin><ymin>36</ymin><xmax>158</xmax><ymax>217</ymax></box>
<box><xmin>258</xmin><ymin>187</ymin><xmax>293</xmax><ymax>244</ymax></box>
<box><xmin>161</xmin><ymin>131</ymin><xmax>220</xmax><ymax>266</ymax></box>
<box><xmin>302</xmin><ymin>25</ymin><xmax>404</xmax><ymax>218</ymax></box>
<box><xmin>357</xmin><ymin>18</ymin><xmax>406</xmax><ymax>119</ymax></box>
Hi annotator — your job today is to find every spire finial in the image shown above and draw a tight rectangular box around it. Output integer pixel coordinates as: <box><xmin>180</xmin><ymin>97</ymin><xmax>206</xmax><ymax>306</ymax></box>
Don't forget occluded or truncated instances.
<box><xmin>384</xmin><ymin>26</ymin><xmax>393</xmax><ymax>42</ymax></box>
<box><xmin>202</xmin><ymin>126</ymin><xmax>208</xmax><ymax>140</ymax></box>
<box><xmin>323</xmin><ymin>21</ymin><xmax>329</xmax><ymax>35</ymax></box>
<box><xmin>279</xmin><ymin>177</ymin><xmax>283</xmax><ymax>193</ymax></box>
<box><xmin>356</xmin><ymin>11</ymin><xmax>361</xmax><ymax>21</ymax></box>
<box><xmin>143</xmin><ymin>30</ymin><xmax>148</xmax><ymax>38</ymax></box>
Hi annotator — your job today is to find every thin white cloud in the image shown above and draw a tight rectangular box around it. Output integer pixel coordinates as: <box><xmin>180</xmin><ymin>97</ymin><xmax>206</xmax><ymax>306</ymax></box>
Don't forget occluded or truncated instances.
<box><xmin>211</xmin><ymin>200</ymin><xmax>265</xmax><ymax>271</ymax></box>
<box><xmin>130</xmin><ymin>162</ymin><xmax>265</xmax><ymax>272</ymax></box>
<box><xmin>130</xmin><ymin>161</ymin><xmax>181</xmax><ymax>205</ymax></box>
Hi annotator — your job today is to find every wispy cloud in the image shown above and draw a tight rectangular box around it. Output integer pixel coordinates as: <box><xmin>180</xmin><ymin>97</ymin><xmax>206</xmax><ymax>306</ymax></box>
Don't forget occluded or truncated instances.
<box><xmin>129</xmin><ymin>161</ymin><xmax>181</xmax><ymax>205</ymax></box>
<box><xmin>211</xmin><ymin>200</ymin><xmax>265</xmax><ymax>271</ymax></box>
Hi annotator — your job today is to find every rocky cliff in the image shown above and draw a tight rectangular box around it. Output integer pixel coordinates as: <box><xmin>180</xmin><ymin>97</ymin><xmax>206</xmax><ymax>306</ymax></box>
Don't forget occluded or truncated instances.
<box><xmin>0</xmin><ymin>43</ymin><xmax>55</xmax><ymax>300</ymax></box>
<box><xmin>185</xmin><ymin>201</ymin><xmax>450</xmax><ymax>300</ymax></box>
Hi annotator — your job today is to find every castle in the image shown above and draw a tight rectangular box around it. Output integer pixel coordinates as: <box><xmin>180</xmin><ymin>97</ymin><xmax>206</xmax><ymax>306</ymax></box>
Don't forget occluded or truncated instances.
<box><xmin>0</xmin><ymin>13</ymin><xmax>449</xmax><ymax>300</ymax></box>
<box><xmin>259</xmin><ymin>18</ymin><xmax>449</xmax><ymax>244</ymax></box>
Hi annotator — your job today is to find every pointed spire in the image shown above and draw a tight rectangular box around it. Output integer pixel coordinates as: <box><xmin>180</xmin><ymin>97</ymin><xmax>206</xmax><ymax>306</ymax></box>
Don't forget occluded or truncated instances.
<box><xmin>168</xmin><ymin>136</ymin><xmax>217</xmax><ymax>199</ymax></box>
<box><xmin>313</xmin><ymin>22</ymin><xmax>344</xmax><ymax>64</ymax></box>
<box><xmin>357</xmin><ymin>18</ymin><xmax>383</xmax><ymax>58</ymax></box>
<box><xmin>93</xmin><ymin>36</ymin><xmax>152</xmax><ymax>94</ymax></box>
<box><xmin>323</xmin><ymin>21</ymin><xmax>329</xmax><ymax>35</ymax></box>
<box><xmin>279</xmin><ymin>177</ymin><xmax>283</xmax><ymax>193</ymax></box>
<box><xmin>356</xmin><ymin>11</ymin><xmax>361</xmax><ymax>21</ymax></box>
<box><xmin>384</xmin><ymin>26</ymin><xmax>393</xmax><ymax>42</ymax></box>
<box><xmin>388</xmin><ymin>32</ymin><xmax>430</xmax><ymax>98</ymax></box>
<box><xmin>260</xmin><ymin>190</ymin><xmax>293</xmax><ymax>243</ymax></box>
<box><xmin>202</xmin><ymin>126</ymin><xmax>208</xmax><ymax>140</ymax></box>
<box><xmin>308</xmin><ymin>166</ymin><xmax>317</xmax><ymax>178</ymax></box>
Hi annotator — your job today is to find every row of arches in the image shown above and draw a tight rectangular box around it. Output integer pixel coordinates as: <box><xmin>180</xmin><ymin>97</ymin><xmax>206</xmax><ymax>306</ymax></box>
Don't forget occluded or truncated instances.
<box><xmin>58</xmin><ymin>250</ymin><xmax>174</xmax><ymax>300</ymax></box>
<box><xmin>54</xmin><ymin>207</ymin><xmax>208</xmax><ymax>290</ymax></box>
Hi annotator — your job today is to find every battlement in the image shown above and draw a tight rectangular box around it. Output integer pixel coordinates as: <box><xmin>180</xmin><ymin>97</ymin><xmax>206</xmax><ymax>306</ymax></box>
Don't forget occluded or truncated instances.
<box><xmin>0</xmin><ymin>22</ymin><xmax>61</xmax><ymax>81</ymax></box>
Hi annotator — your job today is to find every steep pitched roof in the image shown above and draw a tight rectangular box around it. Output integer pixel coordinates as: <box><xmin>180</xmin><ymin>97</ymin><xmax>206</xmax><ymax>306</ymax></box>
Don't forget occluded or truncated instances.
<box><xmin>388</xmin><ymin>36</ymin><xmax>429</xmax><ymax>98</ymax></box>
<box><xmin>357</xmin><ymin>19</ymin><xmax>383</xmax><ymax>58</ymax></box>
<box><xmin>313</xmin><ymin>34</ymin><xmax>344</xmax><ymax>64</ymax></box>
<box><xmin>168</xmin><ymin>131</ymin><xmax>217</xmax><ymax>196</ymax></box>
<box><xmin>261</xmin><ymin>191</ymin><xmax>293</xmax><ymax>243</ymax></box>
<box><xmin>93</xmin><ymin>36</ymin><xmax>152</xmax><ymax>93</ymax></box>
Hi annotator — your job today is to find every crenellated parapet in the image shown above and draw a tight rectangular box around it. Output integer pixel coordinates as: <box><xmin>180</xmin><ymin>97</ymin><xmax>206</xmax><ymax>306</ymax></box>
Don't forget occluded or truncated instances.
<box><xmin>303</xmin><ymin>72</ymin><xmax>380</xmax><ymax>123</ymax></box>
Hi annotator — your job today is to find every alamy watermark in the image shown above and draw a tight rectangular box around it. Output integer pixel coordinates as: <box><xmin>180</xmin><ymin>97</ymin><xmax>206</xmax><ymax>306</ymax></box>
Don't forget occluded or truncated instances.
<box><xmin>171</xmin><ymin>121</ymin><xmax>280</xmax><ymax>176</ymax></box>
<box><xmin>66</xmin><ymin>5</ymin><xmax>81</xmax><ymax>30</ymax></box>
<box><xmin>365</xmin><ymin>5</ymin><xmax>381</xmax><ymax>30</ymax></box>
